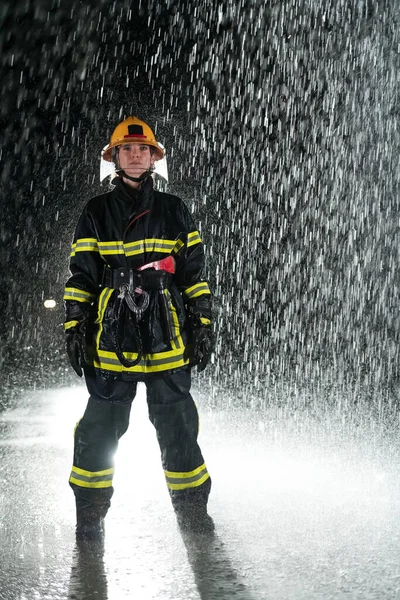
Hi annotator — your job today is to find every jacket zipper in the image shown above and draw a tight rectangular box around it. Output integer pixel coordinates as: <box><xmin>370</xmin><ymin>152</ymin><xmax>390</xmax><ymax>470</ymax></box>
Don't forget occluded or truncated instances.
<box><xmin>123</xmin><ymin>209</ymin><xmax>150</xmax><ymax>242</ymax></box>
<box><xmin>122</xmin><ymin>209</ymin><xmax>151</xmax><ymax>266</ymax></box>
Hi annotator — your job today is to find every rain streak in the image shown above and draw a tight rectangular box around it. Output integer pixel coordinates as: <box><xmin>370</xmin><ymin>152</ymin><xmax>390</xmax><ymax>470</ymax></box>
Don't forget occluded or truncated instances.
<box><xmin>1</xmin><ymin>1</ymin><xmax>400</xmax><ymax>599</ymax></box>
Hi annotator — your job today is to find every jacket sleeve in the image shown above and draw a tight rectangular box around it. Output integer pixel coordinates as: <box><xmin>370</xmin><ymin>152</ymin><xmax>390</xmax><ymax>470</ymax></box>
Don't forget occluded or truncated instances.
<box><xmin>63</xmin><ymin>207</ymin><xmax>104</xmax><ymax>330</ymax></box>
<box><xmin>173</xmin><ymin>199</ymin><xmax>212</xmax><ymax>325</ymax></box>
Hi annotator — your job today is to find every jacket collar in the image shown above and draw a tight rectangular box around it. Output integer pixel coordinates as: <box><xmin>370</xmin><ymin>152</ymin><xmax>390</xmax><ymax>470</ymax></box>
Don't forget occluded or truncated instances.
<box><xmin>111</xmin><ymin>175</ymin><xmax>154</xmax><ymax>217</ymax></box>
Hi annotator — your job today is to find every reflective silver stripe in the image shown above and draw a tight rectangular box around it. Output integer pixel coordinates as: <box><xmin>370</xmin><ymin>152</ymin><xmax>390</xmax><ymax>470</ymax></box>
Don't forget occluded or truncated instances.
<box><xmin>98</xmin><ymin>242</ymin><xmax>124</xmax><ymax>254</ymax></box>
<box><xmin>70</xmin><ymin>471</ymin><xmax>113</xmax><ymax>484</ymax></box>
<box><xmin>71</xmin><ymin>238</ymin><xmax>99</xmax><ymax>257</ymax></box>
<box><xmin>63</xmin><ymin>288</ymin><xmax>96</xmax><ymax>302</ymax></box>
<box><xmin>165</xmin><ymin>466</ymin><xmax>208</xmax><ymax>486</ymax></box>
<box><xmin>73</xmin><ymin>241</ymin><xmax>99</xmax><ymax>251</ymax></box>
<box><xmin>94</xmin><ymin>240</ymin><xmax>178</xmax><ymax>257</ymax></box>
<box><xmin>125</xmin><ymin>240</ymin><xmax>176</xmax><ymax>256</ymax></box>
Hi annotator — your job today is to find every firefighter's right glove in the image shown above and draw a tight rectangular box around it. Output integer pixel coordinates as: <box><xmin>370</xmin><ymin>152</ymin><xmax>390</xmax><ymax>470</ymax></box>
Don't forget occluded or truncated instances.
<box><xmin>65</xmin><ymin>321</ymin><xmax>87</xmax><ymax>378</ymax></box>
<box><xmin>64</xmin><ymin>300</ymin><xmax>92</xmax><ymax>377</ymax></box>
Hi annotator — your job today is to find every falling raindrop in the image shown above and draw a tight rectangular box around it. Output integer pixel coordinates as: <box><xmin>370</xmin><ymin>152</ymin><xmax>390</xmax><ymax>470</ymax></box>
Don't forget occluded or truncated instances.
<box><xmin>0</xmin><ymin>0</ymin><xmax>398</xmax><ymax>417</ymax></box>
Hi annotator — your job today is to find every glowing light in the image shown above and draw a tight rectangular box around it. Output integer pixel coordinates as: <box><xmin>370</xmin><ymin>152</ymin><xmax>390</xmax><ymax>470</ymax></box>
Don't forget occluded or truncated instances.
<box><xmin>44</xmin><ymin>299</ymin><xmax>56</xmax><ymax>309</ymax></box>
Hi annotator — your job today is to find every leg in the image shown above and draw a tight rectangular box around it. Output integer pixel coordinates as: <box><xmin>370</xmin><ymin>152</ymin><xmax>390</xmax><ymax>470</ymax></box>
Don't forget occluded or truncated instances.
<box><xmin>146</xmin><ymin>367</ymin><xmax>213</xmax><ymax>532</ymax></box>
<box><xmin>70</xmin><ymin>367</ymin><xmax>137</xmax><ymax>538</ymax></box>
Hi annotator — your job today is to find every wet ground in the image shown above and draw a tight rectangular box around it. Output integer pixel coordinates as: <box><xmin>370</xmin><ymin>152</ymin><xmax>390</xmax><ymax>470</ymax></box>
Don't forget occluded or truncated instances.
<box><xmin>1</xmin><ymin>383</ymin><xmax>400</xmax><ymax>599</ymax></box>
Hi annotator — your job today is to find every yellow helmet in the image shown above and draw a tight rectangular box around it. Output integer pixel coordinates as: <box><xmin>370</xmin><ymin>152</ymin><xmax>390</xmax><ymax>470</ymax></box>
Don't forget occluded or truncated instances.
<box><xmin>102</xmin><ymin>116</ymin><xmax>164</xmax><ymax>162</ymax></box>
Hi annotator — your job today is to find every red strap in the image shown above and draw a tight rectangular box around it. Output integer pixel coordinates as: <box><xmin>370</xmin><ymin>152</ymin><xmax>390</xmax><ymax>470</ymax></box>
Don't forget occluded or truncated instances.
<box><xmin>138</xmin><ymin>255</ymin><xmax>176</xmax><ymax>274</ymax></box>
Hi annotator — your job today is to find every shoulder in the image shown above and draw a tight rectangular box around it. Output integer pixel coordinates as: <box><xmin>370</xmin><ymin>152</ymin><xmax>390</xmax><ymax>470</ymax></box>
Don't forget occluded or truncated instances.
<box><xmin>83</xmin><ymin>190</ymin><xmax>113</xmax><ymax>215</ymax></box>
<box><xmin>153</xmin><ymin>190</ymin><xmax>197</xmax><ymax>231</ymax></box>
<box><xmin>154</xmin><ymin>189</ymin><xmax>183</xmax><ymax>206</ymax></box>
<box><xmin>153</xmin><ymin>189</ymin><xmax>192</xmax><ymax>216</ymax></box>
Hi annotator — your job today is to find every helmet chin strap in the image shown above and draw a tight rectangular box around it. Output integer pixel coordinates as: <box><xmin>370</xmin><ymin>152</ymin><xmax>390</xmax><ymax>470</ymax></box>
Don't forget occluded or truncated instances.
<box><xmin>115</xmin><ymin>169</ymin><xmax>152</xmax><ymax>183</ymax></box>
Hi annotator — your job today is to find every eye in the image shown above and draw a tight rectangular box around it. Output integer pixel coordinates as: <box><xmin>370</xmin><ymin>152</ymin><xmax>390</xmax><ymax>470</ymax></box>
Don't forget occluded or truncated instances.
<box><xmin>140</xmin><ymin>145</ymin><xmax>148</xmax><ymax>151</ymax></box>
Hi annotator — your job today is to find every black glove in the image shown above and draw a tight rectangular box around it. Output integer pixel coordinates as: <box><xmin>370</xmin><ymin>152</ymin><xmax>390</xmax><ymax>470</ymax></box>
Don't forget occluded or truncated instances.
<box><xmin>65</xmin><ymin>321</ymin><xmax>87</xmax><ymax>378</ymax></box>
<box><xmin>190</xmin><ymin>326</ymin><xmax>214</xmax><ymax>372</ymax></box>
<box><xmin>185</xmin><ymin>296</ymin><xmax>214</xmax><ymax>372</ymax></box>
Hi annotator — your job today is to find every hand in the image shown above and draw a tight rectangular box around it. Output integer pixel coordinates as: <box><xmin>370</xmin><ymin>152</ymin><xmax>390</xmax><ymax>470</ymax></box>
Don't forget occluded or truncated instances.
<box><xmin>184</xmin><ymin>295</ymin><xmax>214</xmax><ymax>372</ymax></box>
<box><xmin>187</xmin><ymin>326</ymin><xmax>214</xmax><ymax>372</ymax></box>
<box><xmin>65</xmin><ymin>322</ymin><xmax>87</xmax><ymax>378</ymax></box>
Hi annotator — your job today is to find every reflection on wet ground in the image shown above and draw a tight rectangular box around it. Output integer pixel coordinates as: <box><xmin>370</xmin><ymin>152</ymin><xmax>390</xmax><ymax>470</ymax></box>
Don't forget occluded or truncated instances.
<box><xmin>1</xmin><ymin>385</ymin><xmax>400</xmax><ymax>599</ymax></box>
<box><xmin>68</xmin><ymin>540</ymin><xmax>108</xmax><ymax>600</ymax></box>
<box><xmin>181</xmin><ymin>531</ymin><xmax>257</xmax><ymax>600</ymax></box>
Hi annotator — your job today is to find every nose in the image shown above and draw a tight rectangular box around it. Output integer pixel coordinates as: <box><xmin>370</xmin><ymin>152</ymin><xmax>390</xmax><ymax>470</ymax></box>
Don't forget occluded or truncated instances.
<box><xmin>129</xmin><ymin>145</ymin><xmax>141</xmax><ymax>157</ymax></box>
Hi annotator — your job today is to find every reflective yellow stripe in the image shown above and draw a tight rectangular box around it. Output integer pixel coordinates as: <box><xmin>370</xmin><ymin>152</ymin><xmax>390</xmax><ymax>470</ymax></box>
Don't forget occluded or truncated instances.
<box><xmin>98</xmin><ymin>241</ymin><xmax>125</xmax><ymax>255</ymax></box>
<box><xmin>64</xmin><ymin>320</ymin><xmax>80</xmax><ymax>331</ymax></box>
<box><xmin>95</xmin><ymin>288</ymin><xmax>114</xmax><ymax>349</ymax></box>
<box><xmin>71</xmin><ymin>238</ymin><xmax>99</xmax><ymax>257</ymax></box>
<box><xmin>166</xmin><ymin>472</ymin><xmax>210</xmax><ymax>490</ymax></box>
<box><xmin>124</xmin><ymin>238</ymin><xmax>176</xmax><ymax>256</ymax></box>
<box><xmin>200</xmin><ymin>317</ymin><xmax>211</xmax><ymax>326</ymax></box>
<box><xmin>187</xmin><ymin>230</ymin><xmax>202</xmax><ymax>247</ymax></box>
<box><xmin>164</xmin><ymin>463</ymin><xmax>210</xmax><ymax>490</ymax></box>
<box><xmin>72</xmin><ymin>466</ymin><xmax>114</xmax><ymax>477</ymax></box>
<box><xmin>71</xmin><ymin>237</ymin><xmax>185</xmax><ymax>259</ymax></box>
<box><xmin>165</xmin><ymin>463</ymin><xmax>206</xmax><ymax>479</ymax></box>
<box><xmin>173</xmin><ymin>239</ymin><xmax>185</xmax><ymax>253</ymax></box>
<box><xmin>71</xmin><ymin>237</ymin><xmax>184</xmax><ymax>258</ymax></box>
<box><xmin>183</xmin><ymin>282</ymin><xmax>211</xmax><ymax>299</ymax></box>
<box><xmin>164</xmin><ymin>289</ymin><xmax>184</xmax><ymax>351</ymax></box>
<box><xmin>69</xmin><ymin>466</ymin><xmax>114</xmax><ymax>489</ymax></box>
<box><xmin>69</xmin><ymin>477</ymin><xmax>113</xmax><ymax>489</ymax></box>
<box><xmin>93</xmin><ymin>347</ymin><xmax>190</xmax><ymax>374</ymax></box>
<box><xmin>81</xmin><ymin>238</ymin><xmax>181</xmax><ymax>258</ymax></box>
<box><xmin>63</xmin><ymin>287</ymin><xmax>96</xmax><ymax>302</ymax></box>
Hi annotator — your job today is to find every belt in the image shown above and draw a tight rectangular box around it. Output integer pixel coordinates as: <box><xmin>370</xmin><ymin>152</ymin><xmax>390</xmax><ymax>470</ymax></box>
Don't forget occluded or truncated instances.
<box><xmin>102</xmin><ymin>267</ymin><xmax>172</xmax><ymax>291</ymax></box>
<box><xmin>102</xmin><ymin>257</ymin><xmax>175</xmax><ymax>291</ymax></box>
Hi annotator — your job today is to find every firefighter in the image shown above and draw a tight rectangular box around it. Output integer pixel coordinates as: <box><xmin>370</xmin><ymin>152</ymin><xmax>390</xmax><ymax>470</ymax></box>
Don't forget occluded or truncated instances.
<box><xmin>64</xmin><ymin>116</ymin><xmax>214</xmax><ymax>540</ymax></box>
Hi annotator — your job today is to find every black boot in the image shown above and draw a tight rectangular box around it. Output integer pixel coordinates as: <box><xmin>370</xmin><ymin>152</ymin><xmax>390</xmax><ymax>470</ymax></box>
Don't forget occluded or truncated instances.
<box><xmin>76</xmin><ymin>509</ymin><xmax>105</xmax><ymax>542</ymax></box>
<box><xmin>175</xmin><ymin>503</ymin><xmax>215</xmax><ymax>534</ymax></box>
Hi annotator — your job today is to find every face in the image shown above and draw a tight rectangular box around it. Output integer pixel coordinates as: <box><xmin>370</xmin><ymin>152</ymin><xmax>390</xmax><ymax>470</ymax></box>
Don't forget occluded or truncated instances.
<box><xmin>117</xmin><ymin>143</ymin><xmax>154</xmax><ymax>177</ymax></box>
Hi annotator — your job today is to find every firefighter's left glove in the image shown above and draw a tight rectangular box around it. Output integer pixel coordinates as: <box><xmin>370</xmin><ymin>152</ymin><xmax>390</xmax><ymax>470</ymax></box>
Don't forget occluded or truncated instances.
<box><xmin>190</xmin><ymin>326</ymin><xmax>214</xmax><ymax>372</ymax></box>
<box><xmin>185</xmin><ymin>296</ymin><xmax>214</xmax><ymax>373</ymax></box>
<box><xmin>65</xmin><ymin>321</ymin><xmax>87</xmax><ymax>378</ymax></box>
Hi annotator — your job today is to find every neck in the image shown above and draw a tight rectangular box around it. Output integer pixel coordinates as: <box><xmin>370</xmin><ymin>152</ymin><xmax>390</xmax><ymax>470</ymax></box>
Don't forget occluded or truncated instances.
<box><xmin>122</xmin><ymin>176</ymin><xmax>141</xmax><ymax>191</ymax></box>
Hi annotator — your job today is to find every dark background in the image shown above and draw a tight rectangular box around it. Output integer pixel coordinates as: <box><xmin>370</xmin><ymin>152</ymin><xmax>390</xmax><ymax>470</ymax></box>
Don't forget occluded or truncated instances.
<box><xmin>1</xmin><ymin>0</ymin><xmax>400</xmax><ymax>410</ymax></box>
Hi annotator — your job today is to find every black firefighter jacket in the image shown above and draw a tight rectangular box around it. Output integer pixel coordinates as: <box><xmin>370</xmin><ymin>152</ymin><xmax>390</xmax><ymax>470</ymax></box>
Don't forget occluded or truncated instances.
<box><xmin>64</xmin><ymin>176</ymin><xmax>211</xmax><ymax>379</ymax></box>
